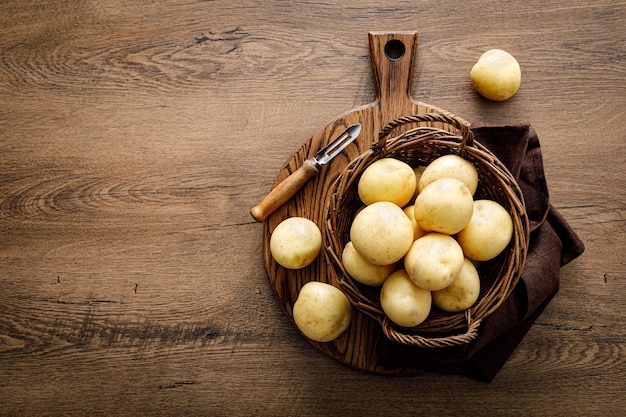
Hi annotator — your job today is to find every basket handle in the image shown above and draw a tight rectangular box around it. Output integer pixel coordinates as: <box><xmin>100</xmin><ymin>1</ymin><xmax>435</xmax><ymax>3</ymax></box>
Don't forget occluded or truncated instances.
<box><xmin>374</xmin><ymin>112</ymin><xmax>474</xmax><ymax>152</ymax></box>
<box><xmin>380</xmin><ymin>310</ymin><xmax>482</xmax><ymax>349</ymax></box>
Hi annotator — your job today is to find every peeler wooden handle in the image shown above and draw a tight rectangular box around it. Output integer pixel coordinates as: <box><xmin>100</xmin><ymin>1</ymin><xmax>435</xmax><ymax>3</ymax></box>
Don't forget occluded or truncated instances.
<box><xmin>250</xmin><ymin>160</ymin><xmax>319</xmax><ymax>222</ymax></box>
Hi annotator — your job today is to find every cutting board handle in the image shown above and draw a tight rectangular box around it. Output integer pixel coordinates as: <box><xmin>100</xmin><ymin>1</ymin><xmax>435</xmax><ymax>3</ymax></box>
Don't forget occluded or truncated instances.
<box><xmin>368</xmin><ymin>31</ymin><xmax>418</xmax><ymax>113</ymax></box>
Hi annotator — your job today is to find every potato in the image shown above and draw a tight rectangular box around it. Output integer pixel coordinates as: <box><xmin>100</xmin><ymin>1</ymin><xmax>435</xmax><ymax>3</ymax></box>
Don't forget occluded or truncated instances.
<box><xmin>417</xmin><ymin>154</ymin><xmax>479</xmax><ymax>195</ymax></box>
<box><xmin>350</xmin><ymin>201</ymin><xmax>414</xmax><ymax>266</ymax></box>
<box><xmin>380</xmin><ymin>269</ymin><xmax>432</xmax><ymax>327</ymax></box>
<box><xmin>403</xmin><ymin>205</ymin><xmax>427</xmax><ymax>241</ymax></box>
<box><xmin>413</xmin><ymin>166</ymin><xmax>426</xmax><ymax>184</ymax></box>
<box><xmin>269</xmin><ymin>217</ymin><xmax>321</xmax><ymax>269</ymax></box>
<box><xmin>457</xmin><ymin>199</ymin><xmax>514</xmax><ymax>261</ymax></box>
<box><xmin>293</xmin><ymin>282</ymin><xmax>352</xmax><ymax>342</ymax></box>
<box><xmin>404</xmin><ymin>232</ymin><xmax>465</xmax><ymax>291</ymax></box>
<box><xmin>411</xmin><ymin>166</ymin><xmax>426</xmax><ymax>200</ymax></box>
<box><xmin>470</xmin><ymin>49</ymin><xmax>521</xmax><ymax>101</ymax></box>
<box><xmin>414</xmin><ymin>178</ymin><xmax>474</xmax><ymax>235</ymax></box>
<box><xmin>342</xmin><ymin>241</ymin><xmax>397</xmax><ymax>286</ymax></box>
<box><xmin>432</xmin><ymin>258</ymin><xmax>481</xmax><ymax>312</ymax></box>
<box><xmin>357</xmin><ymin>158</ymin><xmax>416</xmax><ymax>207</ymax></box>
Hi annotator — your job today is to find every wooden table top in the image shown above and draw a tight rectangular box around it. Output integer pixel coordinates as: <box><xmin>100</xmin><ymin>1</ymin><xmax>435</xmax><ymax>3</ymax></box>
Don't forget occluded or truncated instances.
<box><xmin>1</xmin><ymin>1</ymin><xmax>624</xmax><ymax>416</ymax></box>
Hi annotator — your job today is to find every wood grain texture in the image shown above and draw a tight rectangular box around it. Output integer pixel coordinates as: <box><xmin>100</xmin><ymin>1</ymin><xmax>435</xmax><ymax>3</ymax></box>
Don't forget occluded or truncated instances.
<box><xmin>1</xmin><ymin>0</ymin><xmax>625</xmax><ymax>416</ymax></box>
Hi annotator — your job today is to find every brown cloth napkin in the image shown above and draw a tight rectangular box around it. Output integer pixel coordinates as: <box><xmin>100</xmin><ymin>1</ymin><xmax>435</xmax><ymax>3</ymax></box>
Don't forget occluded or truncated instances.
<box><xmin>378</xmin><ymin>122</ymin><xmax>585</xmax><ymax>382</ymax></box>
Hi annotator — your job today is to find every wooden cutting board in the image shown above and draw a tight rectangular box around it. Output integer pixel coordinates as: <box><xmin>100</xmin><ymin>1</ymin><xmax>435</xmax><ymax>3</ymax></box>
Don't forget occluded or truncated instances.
<box><xmin>262</xmin><ymin>31</ymin><xmax>470</xmax><ymax>374</ymax></box>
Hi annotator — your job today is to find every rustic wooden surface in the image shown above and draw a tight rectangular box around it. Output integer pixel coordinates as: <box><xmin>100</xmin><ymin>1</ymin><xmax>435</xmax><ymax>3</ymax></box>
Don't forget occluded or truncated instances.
<box><xmin>1</xmin><ymin>0</ymin><xmax>624</xmax><ymax>416</ymax></box>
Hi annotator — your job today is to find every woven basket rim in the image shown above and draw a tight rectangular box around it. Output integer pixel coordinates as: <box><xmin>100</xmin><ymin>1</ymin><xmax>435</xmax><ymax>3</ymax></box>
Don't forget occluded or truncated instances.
<box><xmin>324</xmin><ymin>113</ymin><xmax>530</xmax><ymax>348</ymax></box>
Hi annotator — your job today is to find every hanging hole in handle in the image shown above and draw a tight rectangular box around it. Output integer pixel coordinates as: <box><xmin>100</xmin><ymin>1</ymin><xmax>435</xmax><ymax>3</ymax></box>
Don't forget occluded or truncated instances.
<box><xmin>384</xmin><ymin>39</ymin><xmax>405</xmax><ymax>61</ymax></box>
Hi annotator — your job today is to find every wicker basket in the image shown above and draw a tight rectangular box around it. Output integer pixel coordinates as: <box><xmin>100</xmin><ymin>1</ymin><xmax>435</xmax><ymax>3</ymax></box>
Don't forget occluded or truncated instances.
<box><xmin>325</xmin><ymin>113</ymin><xmax>530</xmax><ymax>348</ymax></box>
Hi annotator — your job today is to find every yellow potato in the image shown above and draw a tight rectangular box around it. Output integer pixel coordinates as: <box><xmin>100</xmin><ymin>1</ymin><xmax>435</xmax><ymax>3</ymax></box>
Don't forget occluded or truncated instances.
<box><xmin>357</xmin><ymin>158</ymin><xmax>416</xmax><ymax>207</ymax></box>
<box><xmin>380</xmin><ymin>269</ymin><xmax>432</xmax><ymax>327</ymax></box>
<box><xmin>414</xmin><ymin>178</ymin><xmax>474</xmax><ymax>235</ymax></box>
<box><xmin>411</xmin><ymin>166</ymin><xmax>426</xmax><ymax>200</ymax></box>
<box><xmin>470</xmin><ymin>49</ymin><xmax>521</xmax><ymax>101</ymax></box>
<box><xmin>269</xmin><ymin>217</ymin><xmax>321</xmax><ymax>269</ymax></box>
<box><xmin>417</xmin><ymin>154</ymin><xmax>479</xmax><ymax>195</ymax></box>
<box><xmin>293</xmin><ymin>282</ymin><xmax>352</xmax><ymax>342</ymax></box>
<box><xmin>404</xmin><ymin>232</ymin><xmax>465</xmax><ymax>291</ymax></box>
<box><xmin>457</xmin><ymin>199</ymin><xmax>514</xmax><ymax>261</ymax></box>
<box><xmin>403</xmin><ymin>205</ymin><xmax>427</xmax><ymax>241</ymax></box>
<box><xmin>432</xmin><ymin>258</ymin><xmax>481</xmax><ymax>312</ymax></box>
<box><xmin>342</xmin><ymin>241</ymin><xmax>397</xmax><ymax>286</ymax></box>
<box><xmin>350</xmin><ymin>201</ymin><xmax>414</xmax><ymax>266</ymax></box>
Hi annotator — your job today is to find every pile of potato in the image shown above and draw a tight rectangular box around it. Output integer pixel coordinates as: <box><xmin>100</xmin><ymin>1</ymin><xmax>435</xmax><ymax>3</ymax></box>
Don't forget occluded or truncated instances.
<box><xmin>268</xmin><ymin>153</ymin><xmax>514</xmax><ymax>342</ymax></box>
<box><xmin>343</xmin><ymin>154</ymin><xmax>514</xmax><ymax>328</ymax></box>
<box><xmin>268</xmin><ymin>48</ymin><xmax>523</xmax><ymax>343</ymax></box>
